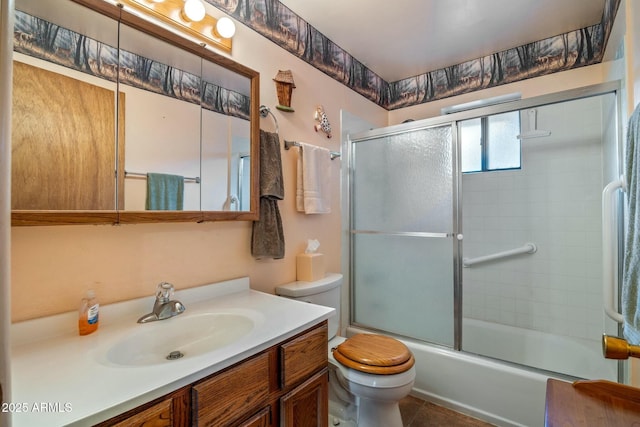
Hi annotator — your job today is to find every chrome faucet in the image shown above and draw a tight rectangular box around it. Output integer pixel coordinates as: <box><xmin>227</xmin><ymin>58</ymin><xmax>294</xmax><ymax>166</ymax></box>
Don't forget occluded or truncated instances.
<box><xmin>137</xmin><ymin>282</ymin><xmax>186</xmax><ymax>323</ymax></box>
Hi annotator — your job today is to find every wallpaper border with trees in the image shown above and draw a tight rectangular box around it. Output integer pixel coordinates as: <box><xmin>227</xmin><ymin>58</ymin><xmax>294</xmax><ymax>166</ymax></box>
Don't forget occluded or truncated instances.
<box><xmin>13</xmin><ymin>9</ymin><xmax>251</xmax><ymax>120</ymax></box>
<box><xmin>207</xmin><ymin>0</ymin><xmax>621</xmax><ymax>111</ymax></box>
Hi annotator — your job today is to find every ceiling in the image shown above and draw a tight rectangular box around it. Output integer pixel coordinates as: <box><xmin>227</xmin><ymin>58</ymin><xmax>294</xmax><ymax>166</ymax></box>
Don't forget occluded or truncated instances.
<box><xmin>277</xmin><ymin>0</ymin><xmax>606</xmax><ymax>83</ymax></box>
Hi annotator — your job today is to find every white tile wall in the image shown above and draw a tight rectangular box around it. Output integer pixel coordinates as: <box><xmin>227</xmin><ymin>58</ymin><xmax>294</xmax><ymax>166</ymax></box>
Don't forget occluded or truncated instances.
<box><xmin>461</xmin><ymin>96</ymin><xmax>612</xmax><ymax>341</ymax></box>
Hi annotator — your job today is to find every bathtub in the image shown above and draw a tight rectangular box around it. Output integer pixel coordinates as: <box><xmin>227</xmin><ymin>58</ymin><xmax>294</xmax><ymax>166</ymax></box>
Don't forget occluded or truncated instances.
<box><xmin>462</xmin><ymin>318</ymin><xmax>618</xmax><ymax>382</ymax></box>
<box><xmin>347</xmin><ymin>320</ymin><xmax>619</xmax><ymax>427</ymax></box>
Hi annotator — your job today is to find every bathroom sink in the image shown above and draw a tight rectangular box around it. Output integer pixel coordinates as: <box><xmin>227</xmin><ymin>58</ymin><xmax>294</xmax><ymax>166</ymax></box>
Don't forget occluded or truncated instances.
<box><xmin>102</xmin><ymin>312</ymin><xmax>256</xmax><ymax>366</ymax></box>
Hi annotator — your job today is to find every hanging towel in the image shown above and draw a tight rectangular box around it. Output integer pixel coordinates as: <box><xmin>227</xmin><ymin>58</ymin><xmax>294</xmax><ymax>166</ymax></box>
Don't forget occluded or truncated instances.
<box><xmin>251</xmin><ymin>130</ymin><xmax>285</xmax><ymax>259</ymax></box>
<box><xmin>145</xmin><ymin>173</ymin><xmax>184</xmax><ymax>210</ymax></box>
<box><xmin>624</xmin><ymin>104</ymin><xmax>640</xmax><ymax>343</ymax></box>
<box><xmin>296</xmin><ymin>142</ymin><xmax>332</xmax><ymax>214</ymax></box>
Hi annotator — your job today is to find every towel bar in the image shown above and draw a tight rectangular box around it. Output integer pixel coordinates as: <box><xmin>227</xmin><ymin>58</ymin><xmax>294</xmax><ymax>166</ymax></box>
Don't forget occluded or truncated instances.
<box><xmin>124</xmin><ymin>171</ymin><xmax>200</xmax><ymax>184</ymax></box>
<box><xmin>284</xmin><ymin>140</ymin><xmax>341</xmax><ymax>160</ymax></box>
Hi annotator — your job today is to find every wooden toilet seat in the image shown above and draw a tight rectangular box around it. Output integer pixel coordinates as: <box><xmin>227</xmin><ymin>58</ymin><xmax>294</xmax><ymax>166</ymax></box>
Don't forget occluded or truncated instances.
<box><xmin>332</xmin><ymin>334</ymin><xmax>415</xmax><ymax>375</ymax></box>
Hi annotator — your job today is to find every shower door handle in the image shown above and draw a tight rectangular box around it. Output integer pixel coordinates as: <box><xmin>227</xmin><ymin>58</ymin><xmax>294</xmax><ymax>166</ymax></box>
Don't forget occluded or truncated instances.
<box><xmin>602</xmin><ymin>176</ymin><xmax>625</xmax><ymax>324</ymax></box>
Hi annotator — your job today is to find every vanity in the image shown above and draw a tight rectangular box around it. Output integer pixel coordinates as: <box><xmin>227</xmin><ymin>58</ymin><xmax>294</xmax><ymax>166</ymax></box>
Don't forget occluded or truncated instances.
<box><xmin>11</xmin><ymin>278</ymin><xmax>334</xmax><ymax>426</ymax></box>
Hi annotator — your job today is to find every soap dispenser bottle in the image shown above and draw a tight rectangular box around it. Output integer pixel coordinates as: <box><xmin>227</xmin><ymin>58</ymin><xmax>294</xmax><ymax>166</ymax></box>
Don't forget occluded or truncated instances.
<box><xmin>78</xmin><ymin>290</ymin><xmax>99</xmax><ymax>336</ymax></box>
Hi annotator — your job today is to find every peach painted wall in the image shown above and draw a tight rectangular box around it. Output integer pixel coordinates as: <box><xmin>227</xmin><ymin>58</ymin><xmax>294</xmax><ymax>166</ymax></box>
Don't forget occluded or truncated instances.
<box><xmin>10</xmin><ymin>5</ymin><xmax>387</xmax><ymax>322</ymax></box>
<box><xmin>11</xmin><ymin>3</ymin><xmax>624</xmax><ymax>323</ymax></box>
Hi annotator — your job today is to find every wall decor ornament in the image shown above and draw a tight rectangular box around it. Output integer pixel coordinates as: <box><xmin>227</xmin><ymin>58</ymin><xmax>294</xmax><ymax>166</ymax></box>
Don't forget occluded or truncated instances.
<box><xmin>313</xmin><ymin>105</ymin><xmax>331</xmax><ymax>138</ymax></box>
<box><xmin>273</xmin><ymin>69</ymin><xmax>295</xmax><ymax>112</ymax></box>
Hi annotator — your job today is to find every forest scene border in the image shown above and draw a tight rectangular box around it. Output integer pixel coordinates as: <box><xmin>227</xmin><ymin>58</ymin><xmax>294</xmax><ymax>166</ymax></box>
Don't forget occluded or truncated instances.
<box><xmin>207</xmin><ymin>0</ymin><xmax>621</xmax><ymax>111</ymax></box>
<box><xmin>13</xmin><ymin>9</ymin><xmax>250</xmax><ymax>120</ymax></box>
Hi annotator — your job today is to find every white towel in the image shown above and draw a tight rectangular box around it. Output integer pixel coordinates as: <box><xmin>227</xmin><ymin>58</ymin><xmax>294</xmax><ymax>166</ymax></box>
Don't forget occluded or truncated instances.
<box><xmin>296</xmin><ymin>143</ymin><xmax>332</xmax><ymax>214</ymax></box>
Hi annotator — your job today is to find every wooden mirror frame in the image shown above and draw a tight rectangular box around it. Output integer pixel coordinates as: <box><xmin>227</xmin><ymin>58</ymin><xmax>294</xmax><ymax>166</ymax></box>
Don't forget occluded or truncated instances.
<box><xmin>11</xmin><ymin>0</ymin><xmax>260</xmax><ymax>226</ymax></box>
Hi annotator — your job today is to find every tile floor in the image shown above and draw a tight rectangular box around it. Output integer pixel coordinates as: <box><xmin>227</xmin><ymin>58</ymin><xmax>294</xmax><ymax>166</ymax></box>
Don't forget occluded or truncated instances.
<box><xmin>399</xmin><ymin>395</ymin><xmax>496</xmax><ymax>427</ymax></box>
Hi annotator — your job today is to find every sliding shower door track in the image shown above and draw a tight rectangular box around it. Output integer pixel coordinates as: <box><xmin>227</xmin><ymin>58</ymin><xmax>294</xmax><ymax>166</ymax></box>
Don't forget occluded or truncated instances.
<box><xmin>350</xmin><ymin>230</ymin><xmax>452</xmax><ymax>238</ymax></box>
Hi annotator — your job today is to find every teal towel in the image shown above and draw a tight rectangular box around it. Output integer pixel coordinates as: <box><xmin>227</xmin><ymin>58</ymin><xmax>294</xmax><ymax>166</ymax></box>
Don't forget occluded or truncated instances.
<box><xmin>145</xmin><ymin>173</ymin><xmax>184</xmax><ymax>211</ymax></box>
<box><xmin>624</xmin><ymin>103</ymin><xmax>640</xmax><ymax>343</ymax></box>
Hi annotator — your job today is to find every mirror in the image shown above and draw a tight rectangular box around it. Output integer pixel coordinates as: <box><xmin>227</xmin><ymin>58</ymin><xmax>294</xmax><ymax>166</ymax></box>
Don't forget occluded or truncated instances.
<box><xmin>117</xmin><ymin>22</ymin><xmax>203</xmax><ymax>212</ymax></box>
<box><xmin>11</xmin><ymin>0</ymin><xmax>259</xmax><ymax>225</ymax></box>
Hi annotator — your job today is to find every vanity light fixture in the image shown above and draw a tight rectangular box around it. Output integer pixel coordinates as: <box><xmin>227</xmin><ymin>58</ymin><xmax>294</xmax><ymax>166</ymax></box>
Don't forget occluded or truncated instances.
<box><xmin>182</xmin><ymin>0</ymin><xmax>205</xmax><ymax>22</ymax></box>
<box><xmin>215</xmin><ymin>16</ymin><xmax>236</xmax><ymax>38</ymax></box>
<box><xmin>119</xmin><ymin>0</ymin><xmax>233</xmax><ymax>53</ymax></box>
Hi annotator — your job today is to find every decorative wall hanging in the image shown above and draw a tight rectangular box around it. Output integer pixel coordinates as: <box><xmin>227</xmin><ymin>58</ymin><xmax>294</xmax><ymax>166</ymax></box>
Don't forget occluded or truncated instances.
<box><xmin>273</xmin><ymin>70</ymin><xmax>296</xmax><ymax>112</ymax></box>
<box><xmin>314</xmin><ymin>105</ymin><xmax>331</xmax><ymax>138</ymax></box>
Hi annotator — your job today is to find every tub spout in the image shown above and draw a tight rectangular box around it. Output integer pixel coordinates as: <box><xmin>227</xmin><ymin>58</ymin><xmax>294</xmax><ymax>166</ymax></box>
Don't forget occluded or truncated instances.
<box><xmin>602</xmin><ymin>334</ymin><xmax>640</xmax><ymax>359</ymax></box>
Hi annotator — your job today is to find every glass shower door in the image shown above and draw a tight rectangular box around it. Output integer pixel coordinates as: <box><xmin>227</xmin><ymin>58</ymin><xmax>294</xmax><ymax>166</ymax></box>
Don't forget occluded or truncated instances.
<box><xmin>460</xmin><ymin>93</ymin><xmax>620</xmax><ymax>380</ymax></box>
<box><xmin>350</xmin><ymin>124</ymin><xmax>456</xmax><ymax>346</ymax></box>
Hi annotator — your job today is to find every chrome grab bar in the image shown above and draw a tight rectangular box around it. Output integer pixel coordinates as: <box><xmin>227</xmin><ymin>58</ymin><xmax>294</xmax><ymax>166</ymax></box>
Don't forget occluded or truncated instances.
<box><xmin>463</xmin><ymin>243</ymin><xmax>537</xmax><ymax>268</ymax></box>
<box><xmin>602</xmin><ymin>176</ymin><xmax>625</xmax><ymax>323</ymax></box>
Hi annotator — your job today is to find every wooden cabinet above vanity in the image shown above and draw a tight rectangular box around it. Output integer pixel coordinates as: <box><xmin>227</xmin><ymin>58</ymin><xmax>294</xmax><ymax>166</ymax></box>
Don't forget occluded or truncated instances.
<box><xmin>12</xmin><ymin>0</ymin><xmax>260</xmax><ymax>226</ymax></box>
<box><xmin>95</xmin><ymin>322</ymin><xmax>329</xmax><ymax>427</ymax></box>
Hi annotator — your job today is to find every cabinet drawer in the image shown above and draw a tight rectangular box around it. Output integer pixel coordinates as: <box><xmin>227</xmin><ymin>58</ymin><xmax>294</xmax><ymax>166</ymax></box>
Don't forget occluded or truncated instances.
<box><xmin>95</xmin><ymin>385</ymin><xmax>190</xmax><ymax>427</ymax></box>
<box><xmin>280</xmin><ymin>323</ymin><xmax>328</xmax><ymax>389</ymax></box>
<box><xmin>109</xmin><ymin>398</ymin><xmax>171</xmax><ymax>427</ymax></box>
<box><xmin>193</xmin><ymin>352</ymin><xmax>270</xmax><ymax>427</ymax></box>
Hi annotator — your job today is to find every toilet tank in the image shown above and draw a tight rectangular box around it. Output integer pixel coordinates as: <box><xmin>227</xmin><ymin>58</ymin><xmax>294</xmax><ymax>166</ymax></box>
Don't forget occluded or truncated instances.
<box><xmin>275</xmin><ymin>273</ymin><xmax>343</xmax><ymax>339</ymax></box>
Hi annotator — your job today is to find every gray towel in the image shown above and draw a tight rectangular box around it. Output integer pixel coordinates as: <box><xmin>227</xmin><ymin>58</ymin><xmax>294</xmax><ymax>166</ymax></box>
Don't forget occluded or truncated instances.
<box><xmin>145</xmin><ymin>173</ymin><xmax>184</xmax><ymax>210</ymax></box>
<box><xmin>258</xmin><ymin>130</ymin><xmax>284</xmax><ymax>199</ymax></box>
<box><xmin>252</xmin><ymin>130</ymin><xmax>285</xmax><ymax>259</ymax></box>
<box><xmin>624</xmin><ymin>103</ymin><xmax>640</xmax><ymax>343</ymax></box>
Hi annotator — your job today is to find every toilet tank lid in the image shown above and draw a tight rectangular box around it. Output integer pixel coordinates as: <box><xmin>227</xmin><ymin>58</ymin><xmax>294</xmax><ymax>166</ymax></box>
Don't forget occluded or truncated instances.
<box><xmin>275</xmin><ymin>273</ymin><xmax>343</xmax><ymax>297</ymax></box>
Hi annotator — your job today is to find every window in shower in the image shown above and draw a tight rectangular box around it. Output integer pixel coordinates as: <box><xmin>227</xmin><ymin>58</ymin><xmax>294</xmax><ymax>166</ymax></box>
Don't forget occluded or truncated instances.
<box><xmin>460</xmin><ymin>111</ymin><xmax>521</xmax><ymax>173</ymax></box>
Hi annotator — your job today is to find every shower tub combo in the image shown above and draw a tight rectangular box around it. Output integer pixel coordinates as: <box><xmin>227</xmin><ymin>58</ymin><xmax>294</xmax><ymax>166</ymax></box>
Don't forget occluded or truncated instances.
<box><xmin>342</xmin><ymin>84</ymin><xmax>623</xmax><ymax>426</ymax></box>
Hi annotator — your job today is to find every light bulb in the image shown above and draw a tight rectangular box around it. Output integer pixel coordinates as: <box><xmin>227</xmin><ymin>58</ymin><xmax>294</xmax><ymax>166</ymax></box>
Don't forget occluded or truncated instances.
<box><xmin>182</xmin><ymin>0</ymin><xmax>205</xmax><ymax>22</ymax></box>
<box><xmin>216</xmin><ymin>16</ymin><xmax>236</xmax><ymax>38</ymax></box>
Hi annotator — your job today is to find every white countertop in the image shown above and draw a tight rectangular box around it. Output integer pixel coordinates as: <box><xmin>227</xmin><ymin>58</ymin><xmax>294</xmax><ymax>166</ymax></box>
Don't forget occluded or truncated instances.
<box><xmin>10</xmin><ymin>277</ymin><xmax>334</xmax><ymax>427</ymax></box>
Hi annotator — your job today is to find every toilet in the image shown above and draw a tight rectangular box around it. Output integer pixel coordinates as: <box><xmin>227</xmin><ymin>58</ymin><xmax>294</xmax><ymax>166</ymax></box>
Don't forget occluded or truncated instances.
<box><xmin>275</xmin><ymin>273</ymin><xmax>415</xmax><ymax>427</ymax></box>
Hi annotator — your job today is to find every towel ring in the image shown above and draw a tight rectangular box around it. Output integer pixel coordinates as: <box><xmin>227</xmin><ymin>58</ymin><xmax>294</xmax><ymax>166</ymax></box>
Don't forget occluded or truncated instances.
<box><xmin>259</xmin><ymin>105</ymin><xmax>279</xmax><ymax>134</ymax></box>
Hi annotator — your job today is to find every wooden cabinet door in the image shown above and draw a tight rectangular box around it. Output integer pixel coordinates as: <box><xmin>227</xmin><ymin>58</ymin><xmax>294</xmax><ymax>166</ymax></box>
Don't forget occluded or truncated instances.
<box><xmin>236</xmin><ymin>406</ymin><xmax>270</xmax><ymax>427</ymax></box>
<box><xmin>280</xmin><ymin>369</ymin><xmax>328</xmax><ymax>427</ymax></box>
<box><xmin>12</xmin><ymin>61</ymin><xmax>123</xmax><ymax>210</ymax></box>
